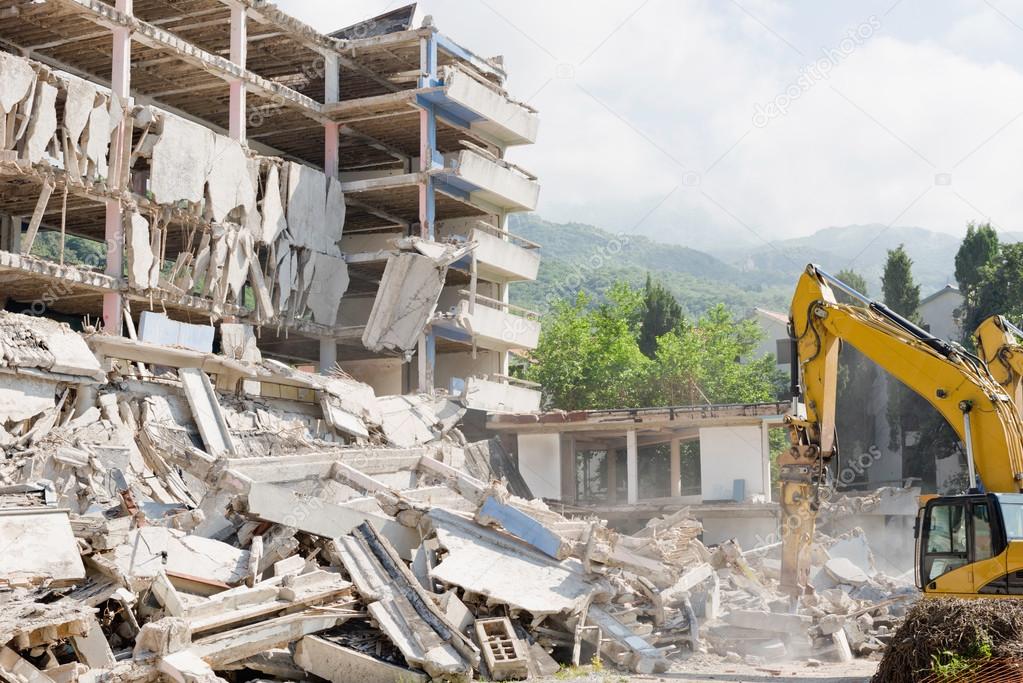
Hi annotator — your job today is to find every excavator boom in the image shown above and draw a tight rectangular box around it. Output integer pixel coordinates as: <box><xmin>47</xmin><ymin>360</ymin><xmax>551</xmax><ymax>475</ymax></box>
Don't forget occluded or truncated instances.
<box><xmin>780</xmin><ymin>265</ymin><xmax>1023</xmax><ymax>595</ymax></box>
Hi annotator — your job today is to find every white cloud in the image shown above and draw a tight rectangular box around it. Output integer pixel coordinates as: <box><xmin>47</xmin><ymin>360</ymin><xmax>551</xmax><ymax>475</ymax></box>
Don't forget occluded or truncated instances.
<box><xmin>278</xmin><ymin>0</ymin><xmax>1023</xmax><ymax>245</ymax></box>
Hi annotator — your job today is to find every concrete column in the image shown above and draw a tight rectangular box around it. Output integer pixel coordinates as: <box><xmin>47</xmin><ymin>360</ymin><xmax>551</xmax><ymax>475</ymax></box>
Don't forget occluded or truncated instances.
<box><xmin>319</xmin><ymin>338</ymin><xmax>337</xmax><ymax>374</ymax></box>
<box><xmin>497</xmin><ymin>210</ymin><xmax>511</xmax><ymax>376</ymax></box>
<box><xmin>228</xmin><ymin>1</ymin><xmax>247</xmax><ymax>141</ymax></box>
<box><xmin>323</xmin><ymin>52</ymin><xmax>339</xmax><ymax>178</ymax></box>
<box><xmin>0</xmin><ymin>215</ymin><xmax>19</xmax><ymax>252</ymax></box>
<box><xmin>415</xmin><ymin>34</ymin><xmax>439</xmax><ymax>393</ymax></box>
<box><xmin>606</xmin><ymin>447</ymin><xmax>617</xmax><ymax>503</ymax></box>
<box><xmin>318</xmin><ymin>52</ymin><xmax>340</xmax><ymax>375</ymax></box>
<box><xmin>761</xmin><ymin>421</ymin><xmax>773</xmax><ymax>503</ymax></box>
<box><xmin>670</xmin><ymin>437</ymin><xmax>682</xmax><ymax>498</ymax></box>
<box><xmin>103</xmin><ymin>0</ymin><xmax>132</xmax><ymax>336</ymax></box>
<box><xmin>560</xmin><ymin>434</ymin><xmax>576</xmax><ymax>503</ymax></box>
<box><xmin>626</xmin><ymin>429</ymin><xmax>638</xmax><ymax>505</ymax></box>
<box><xmin>416</xmin><ymin>333</ymin><xmax>435</xmax><ymax>392</ymax></box>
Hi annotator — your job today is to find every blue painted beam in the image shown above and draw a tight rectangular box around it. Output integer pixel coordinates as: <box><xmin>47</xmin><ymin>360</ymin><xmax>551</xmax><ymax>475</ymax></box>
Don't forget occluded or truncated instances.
<box><xmin>477</xmin><ymin>495</ymin><xmax>570</xmax><ymax>560</ymax></box>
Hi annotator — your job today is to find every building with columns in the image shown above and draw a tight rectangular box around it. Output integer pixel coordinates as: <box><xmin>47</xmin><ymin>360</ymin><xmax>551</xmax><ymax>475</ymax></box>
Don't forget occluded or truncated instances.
<box><xmin>487</xmin><ymin>402</ymin><xmax>790</xmax><ymax>547</ymax></box>
<box><xmin>0</xmin><ymin>2</ymin><xmax>541</xmax><ymax>411</ymax></box>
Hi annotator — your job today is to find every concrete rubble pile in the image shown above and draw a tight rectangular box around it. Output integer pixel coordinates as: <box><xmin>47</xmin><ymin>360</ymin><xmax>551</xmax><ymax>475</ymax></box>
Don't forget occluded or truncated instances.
<box><xmin>0</xmin><ymin>309</ymin><xmax>917</xmax><ymax>680</ymax></box>
<box><xmin>717</xmin><ymin>527</ymin><xmax>919</xmax><ymax>666</ymax></box>
<box><xmin>0</xmin><ymin>310</ymin><xmax>680</xmax><ymax>682</ymax></box>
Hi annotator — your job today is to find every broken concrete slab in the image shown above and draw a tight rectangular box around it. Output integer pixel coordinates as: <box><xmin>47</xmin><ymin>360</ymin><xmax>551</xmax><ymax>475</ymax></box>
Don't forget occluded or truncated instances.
<box><xmin>139</xmin><ymin>312</ymin><xmax>215</xmax><ymax>353</ymax></box>
<box><xmin>362</xmin><ymin>252</ymin><xmax>448</xmax><ymax>353</ymax></box>
<box><xmin>824</xmin><ymin>557</ymin><xmax>869</xmax><ymax>587</ymax></box>
<box><xmin>475</xmin><ymin>494</ymin><xmax>570</xmax><ymax>560</ymax></box>
<box><xmin>0</xmin><ymin>645</ymin><xmax>56</xmax><ymax>683</ymax></box>
<box><xmin>723</xmin><ymin>610</ymin><xmax>813</xmax><ymax>637</ymax></box>
<box><xmin>428</xmin><ymin>508</ymin><xmax>610</xmax><ymax>618</ymax></box>
<box><xmin>25</xmin><ymin>80</ymin><xmax>57</xmax><ymax>164</ymax></box>
<box><xmin>0</xmin><ymin>52</ymin><xmax>36</xmax><ymax>114</ymax></box>
<box><xmin>294</xmin><ymin>636</ymin><xmax>428</xmax><ymax>683</ymax></box>
<box><xmin>334</xmin><ymin>522</ymin><xmax>478</xmax><ymax>681</ymax></box>
<box><xmin>243</xmin><ymin>481</ymin><xmax>420</xmax><ymax>560</ymax></box>
<box><xmin>0</xmin><ymin>374</ymin><xmax>58</xmax><ymax>424</ymax></box>
<box><xmin>178</xmin><ymin>367</ymin><xmax>236</xmax><ymax>458</ymax></box>
<box><xmin>149</xmin><ymin>113</ymin><xmax>215</xmax><ymax>205</ymax></box>
<box><xmin>106</xmin><ymin>527</ymin><xmax>249</xmax><ymax>591</ymax></box>
<box><xmin>0</xmin><ymin>508</ymin><xmax>86</xmax><ymax>588</ymax></box>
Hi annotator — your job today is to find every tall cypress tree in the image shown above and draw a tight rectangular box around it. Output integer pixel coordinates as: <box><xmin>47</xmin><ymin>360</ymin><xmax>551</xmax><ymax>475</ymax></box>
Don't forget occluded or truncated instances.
<box><xmin>882</xmin><ymin>244</ymin><xmax>921</xmax><ymax>322</ymax></box>
<box><xmin>639</xmin><ymin>274</ymin><xmax>683</xmax><ymax>359</ymax></box>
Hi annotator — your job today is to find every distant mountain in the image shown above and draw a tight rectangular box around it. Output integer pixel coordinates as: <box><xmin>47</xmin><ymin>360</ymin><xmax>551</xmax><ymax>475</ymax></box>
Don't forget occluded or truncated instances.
<box><xmin>708</xmin><ymin>224</ymin><xmax>964</xmax><ymax>298</ymax></box>
<box><xmin>507</xmin><ymin>217</ymin><xmax>977</xmax><ymax>317</ymax></box>
<box><xmin>507</xmin><ymin>214</ymin><xmax>792</xmax><ymax>316</ymax></box>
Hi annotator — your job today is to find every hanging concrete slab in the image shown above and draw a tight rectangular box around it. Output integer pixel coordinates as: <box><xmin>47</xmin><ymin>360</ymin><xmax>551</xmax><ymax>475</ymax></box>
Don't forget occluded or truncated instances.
<box><xmin>0</xmin><ymin>52</ymin><xmax>35</xmax><ymax>114</ymax></box>
<box><xmin>306</xmin><ymin>253</ymin><xmax>349</xmax><ymax>326</ymax></box>
<box><xmin>207</xmin><ymin>136</ymin><xmax>255</xmax><ymax>224</ymax></box>
<box><xmin>25</xmin><ymin>80</ymin><xmax>57</xmax><ymax>164</ymax></box>
<box><xmin>150</xmin><ymin>113</ymin><xmax>215</xmax><ymax>205</ymax></box>
<box><xmin>259</xmin><ymin>164</ymin><xmax>286</xmax><ymax>245</ymax></box>
<box><xmin>138</xmin><ymin>312</ymin><xmax>214</xmax><ymax>353</ymax></box>
<box><xmin>361</xmin><ymin>253</ymin><xmax>447</xmax><ymax>353</ymax></box>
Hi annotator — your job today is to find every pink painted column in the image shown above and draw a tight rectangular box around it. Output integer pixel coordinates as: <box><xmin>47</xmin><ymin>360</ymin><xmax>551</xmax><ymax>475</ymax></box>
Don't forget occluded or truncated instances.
<box><xmin>103</xmin><ymin>0</ymin><xmax>132</xmax><ymax>335</ymax></box>
<box><xmin>319</xmin><ymin>52</ymin><xmax>340</xmax><ymax>373</ymax></box>
<box><xmin>228</xmin><ymin>1</ymin><xmax>246</xmax><ymax>141</ymax></box>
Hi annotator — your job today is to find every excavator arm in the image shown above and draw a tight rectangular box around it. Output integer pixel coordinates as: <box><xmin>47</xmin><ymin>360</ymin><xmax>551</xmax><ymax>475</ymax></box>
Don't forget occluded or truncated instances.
<box><xmin>975</xmin><ymin>314</ymin><xmax>1023</xmax><ymax>407</ymax></box>
<box><xmin>780</xmin><ymin>265</ymin><xmax>1023</xmax><ymax>595</ymax></box>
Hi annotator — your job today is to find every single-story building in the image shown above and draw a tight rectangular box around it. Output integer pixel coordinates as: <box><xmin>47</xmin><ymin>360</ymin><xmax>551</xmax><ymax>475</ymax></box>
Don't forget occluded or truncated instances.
<box><xmin>487</xmin><ymin>401</ymin><xmax>790</xmax><ymax>547</ymax></box>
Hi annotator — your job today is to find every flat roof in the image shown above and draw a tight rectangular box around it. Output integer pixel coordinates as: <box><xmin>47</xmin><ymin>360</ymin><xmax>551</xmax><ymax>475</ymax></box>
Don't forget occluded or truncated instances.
<box><xmin>486</xmin><ymin>401</ymin><xmax>791</xmax><ymax>434</ymax></box>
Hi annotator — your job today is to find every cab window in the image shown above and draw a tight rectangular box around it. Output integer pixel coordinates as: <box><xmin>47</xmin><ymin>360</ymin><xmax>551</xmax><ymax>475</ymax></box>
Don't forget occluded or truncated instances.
<box><xmin>973</xmin><ymin>503</ymin><xmax>994</xmax><ymax>561</ymax></box>
<box><xmin>925</xmin><ymin>503</ymin><xmax>968</xmax><ymax>582</ymax></box>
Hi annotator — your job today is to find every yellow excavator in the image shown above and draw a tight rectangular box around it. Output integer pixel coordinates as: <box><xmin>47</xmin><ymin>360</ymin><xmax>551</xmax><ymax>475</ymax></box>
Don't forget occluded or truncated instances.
<box><xmin>781</xmin><ymin>264</ymin><xmax>1023</xmax><ymax>598</ymax></box>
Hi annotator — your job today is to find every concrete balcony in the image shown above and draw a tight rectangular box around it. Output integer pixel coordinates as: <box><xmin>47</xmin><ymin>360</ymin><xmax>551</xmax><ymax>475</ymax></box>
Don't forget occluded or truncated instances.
<box><xmin>437</xmin><ymin>218</ymin><xmax>540</xmax><ymax>283</ymax></box>
<box><xmin>461</xmin><ymin>375</ymin><xmax>542</xmax><ymax>414</ymax></box>
<box><xmin>420</xmin><ymin>65</ymin><xmax>539</xmax><ymax>147</ymax></box>
<box><xmin>434</xmin><ymin>148</ymin><xmax>540</xmax><ymax>214</ymax></box>
<box><xmin>433</xmin><ymin>291</ymin><xmax>540</xmax><ymax>352</ymax></box>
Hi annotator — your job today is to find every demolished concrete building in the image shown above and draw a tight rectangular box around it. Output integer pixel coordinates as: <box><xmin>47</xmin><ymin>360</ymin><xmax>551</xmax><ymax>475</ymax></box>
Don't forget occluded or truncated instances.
<box><xmin>0</xmin><ymin>1</ymin><xmax>920</xmax><ymax>679</ymax></box>
<box><xmin>0</xmin><ymin>0</ymin><xmax>542</xmax><ymax>413</ymax></box>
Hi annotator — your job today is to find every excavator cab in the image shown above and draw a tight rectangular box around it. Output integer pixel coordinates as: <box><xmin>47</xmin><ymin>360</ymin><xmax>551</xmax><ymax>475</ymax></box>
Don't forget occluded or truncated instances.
<box><xmin>916</xmin><ymin>493</ymin><xmax>1023</xmax><ymax>596</ymax></box>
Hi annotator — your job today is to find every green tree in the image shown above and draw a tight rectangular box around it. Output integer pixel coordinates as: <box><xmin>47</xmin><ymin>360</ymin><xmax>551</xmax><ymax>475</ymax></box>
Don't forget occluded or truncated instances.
<box><xmin>833</xmin><ymin>269</ymin><xmax>869</xmax><ymax>304</ymax></box>
<box><xmin>645</xmin><ymin>304</ymin><xmax>782</xmax><ymax>406</ymax></box>
<box><xmin>639</xmin><ymin>274</ymin><xmax>683</xmax><ymax>358</ymax></box>
<box><xmin>882</xmin><ymin>244</ymin><xmax>921</xmax><ymax>321</ymax></box>
<box><xmin>877</xmin><ymin>248</ymin><xmax>955</xmax><ymax>489</ymax></box>
<box><xmin>527</xmin><ymin>284</ymin><xmax>783</xmax><ymax>411</ymax></box>
<box><xmin>525</xmin><ymin>291</ymin><xmax>650</xmax><ymax>410</ymax></box>
<box><xmin>954</xmin><ymin>222</ymin><xmax>999</xmax><ymax>301</ymax></box>
<box><xmin>964</xmin><ymin>242</ymin><xmax>1023</xmax><ymax>334</ymax></box>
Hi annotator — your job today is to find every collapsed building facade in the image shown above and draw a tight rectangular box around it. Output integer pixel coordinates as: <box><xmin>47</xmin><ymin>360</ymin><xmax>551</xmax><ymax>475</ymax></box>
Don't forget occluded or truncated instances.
<box><xmin>0</xmin><ymin>1</ymin><xmax>924</xmax><ymax>680</ymax></box>
<box><xmin>0</xmin><ymin>0</ymin><xmax>542</xmax><ymax>410</ymax></box>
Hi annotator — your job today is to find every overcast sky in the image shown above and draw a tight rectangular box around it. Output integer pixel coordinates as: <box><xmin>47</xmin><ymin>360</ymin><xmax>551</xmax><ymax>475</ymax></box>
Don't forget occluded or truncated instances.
<box><xmin>279</xmin><ymin>0</ymin><xmax>1023</xmax><ymax>249</ymax></box>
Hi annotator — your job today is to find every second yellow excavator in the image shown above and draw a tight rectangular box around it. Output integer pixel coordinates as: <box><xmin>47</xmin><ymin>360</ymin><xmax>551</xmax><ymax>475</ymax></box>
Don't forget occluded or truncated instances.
<box><xmin>975</xmin><ymin>314</ymin><xmax>1023</xmax><ymax>408</ymax></box>
<box><xmin>782</xmin><ymin>264</ymin><xmax>1023</xmax><ymax>598</ymax></box>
